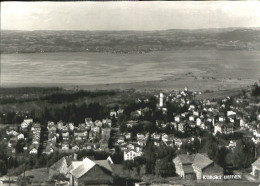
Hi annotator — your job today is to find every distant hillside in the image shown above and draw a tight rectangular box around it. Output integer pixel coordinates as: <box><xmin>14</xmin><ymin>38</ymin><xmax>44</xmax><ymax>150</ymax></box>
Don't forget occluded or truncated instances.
<box><xmin>1</xmin><ymin>28</ymin><xmax>260</xmax><ymax>54</ymax></box>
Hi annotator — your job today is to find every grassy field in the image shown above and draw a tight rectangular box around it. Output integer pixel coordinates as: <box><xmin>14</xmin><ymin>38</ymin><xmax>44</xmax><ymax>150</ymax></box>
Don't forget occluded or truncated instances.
<box><xmin>22</xmin><ymin>168</ymin><xmax>49</xmax><ymax>183</ymax></box>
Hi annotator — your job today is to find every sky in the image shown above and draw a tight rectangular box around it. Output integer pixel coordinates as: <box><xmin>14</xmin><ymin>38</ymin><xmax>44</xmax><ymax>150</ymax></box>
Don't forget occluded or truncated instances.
<box><xmin>1</xmin><ymin>1</ymin><xmax>260</xmax><ymax>31</ymax></box>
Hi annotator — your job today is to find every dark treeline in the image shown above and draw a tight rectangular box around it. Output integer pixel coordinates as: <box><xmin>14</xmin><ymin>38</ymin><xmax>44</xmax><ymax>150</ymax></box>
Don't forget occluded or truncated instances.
<box><xmin>0</xmin><ymin>112</ymin><xmax>24</xmax><ymax>124</ymax></box>
<box><xmin>0</xmin><ymin>89</ymin><xmax>117</xmax><ymax>104</ymax></box>
<box><xmin>0</xmin><ymin>87</ymin><xmax>62</xmax><ymax>95</ymax></box>
<box><xmin>40</xmin><ymin>90</ymin><xmax>117</xmax><ymax>104</ymax></box>
<box><xmin>0</xmin><ymin>97</ymin><xmax>38</xmax><ymax>105</ymax></box>
<box><xmin>34</xmin><ymin>102</ymin><xmax>110</xmax><ymax>125</ymax></box>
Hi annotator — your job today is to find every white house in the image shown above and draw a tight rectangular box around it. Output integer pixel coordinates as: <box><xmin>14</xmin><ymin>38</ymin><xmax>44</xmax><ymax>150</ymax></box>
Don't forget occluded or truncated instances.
<box><xmin>175</xmin><ymin>116</ymin><xmax>180</xmax><ymax>123</ymax></box>
<box><xmin>124</xmin><ymin>150</ymin><xmax>142</xmax><ymax>161</ymax></box>
<box><xmin>127</xmin><ymin>144</ymin><xmax>135</xmax><ymax>150</ymax></box>
<box><xmin>21</xmin><ymin>122</ymin><xmax>29</xmax><ymax>129</ymax></box>
<box><xmin>17</xmin><ymin>133</ymin><xmax>24</xmax><ymax>140</ymax></box>
<box><xmin>24</xmin><ymin>118</ymin><xmax>33</xmax><ymax>124</ymax></box>
<box><xmin>32</xmin><ymin>140</ymin><xmax>40</xmax><ymax>145</ymax></box>
<box><xmin>161</xmin><ymin>134</ymin><xmax>169</xmax><ymax>142</ymax></box>
<box><xmin>219</xmin><ymin>116</ymin><xmax>225</xmax><ymax>122</ymax></box>
<box><xmin>229</xmin><ymin>118</ymin><xmax>234</xmax><ymax>123</ymax></box>
<box><xmin>29</xmin><ymin>148</ymin><xmax>38</xmax><ymax>154</ymax></box>
<box><xmin>240</xmin><ymin>119</ymin><xmax>245</xmax><ymax>127</ymax></box>
<box><xmin>152</xmin><ymin>133</ymin><xmax>161</xmax><ymax>140</ymax></box>
<box><xmin>253</xmin><ymin>130</ymin><xmax>260</xmax><ymax>138</ymax></box>
<box><xmin>196</xmin><ymin>118</ymin><xmax>201</xmax><ymax>126</ymax></box>
<box><xmin>6</xmin><ymin>130</ymin><xmax>18</xmax><ymax>136</ymax></box>
<box><xmin>125</xmin><ymin>133</ymin><xmax>132</xmax><ymax>140</ymax></box>
<box><xmin>193</xmin><ymin>111</ymin><xmax>199</xmax><ymax>117</ymax></box>
<box><xmin>137</xmin><ymin>133</ymin><xmax>145</xmax><ymax>141</ymax></box>
<box><xmin>68</xmin><ymin>123</ymin><xmax>75</xmax><ymax>131</ymax></box>
<box><xmin>214</xmin><ymin>123</ymin><xmax>223</xmax><ymax>135</ymax></box>
<box><xmin>110</xmin><ymin>111</ymin><xmax>117</xmax><ymax>118</ymax></box>
<box><xmin>257</xmin><ymin>114</ymin><xmax>260</xmax><ymax>121</ymax></box>
<box><xmin>189</xmin><ymin>105</ymin><xmax>195</xmax><ymax>111</ymax></box>
<box><xmin>189</xmin><ymin>116</ymin><xmax>195</xmax><ymax>122</ymax></box>
<box><xmin>227</xmin><ymin>111</ymin><xmax>236</xmax><ymax>117</ymax></box>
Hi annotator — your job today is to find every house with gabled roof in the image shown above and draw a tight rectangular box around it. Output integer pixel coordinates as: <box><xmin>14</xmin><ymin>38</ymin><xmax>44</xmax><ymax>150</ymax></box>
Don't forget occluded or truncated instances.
<box><xmin>173</xmin><ymin>153</ymin><xmax>223</xmax><ymax>180</ymax></box>
<box><xmin>49</xmin><ymin>155</ymin><xmax>73</xmax><ymax>179</ymax></box>
<box><xmin>69</xmin><ymin>157</ymin><xmax>113</xmax><ymax>186</ymax></box>
<box><xmin>173</xmin><ymin>154</ymin><xmax>195</xmax><ymax>179</ymax></box>
<box><xmin>192</xmin><ymin>153</ymin><xmax>223</xmax><ymax>179</ymax></box>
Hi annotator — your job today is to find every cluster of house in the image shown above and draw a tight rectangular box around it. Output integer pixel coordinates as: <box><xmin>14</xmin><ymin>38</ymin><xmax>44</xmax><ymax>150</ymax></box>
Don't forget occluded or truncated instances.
<box><xmin>110</xmin><ymin>88</ymin><xmax>260</xmax><ymax>180</ymax></box>
<box><xmin>116</xmin><ymin>131</ymin><xmax>147</xmax><ymax>161</ymax></box>
<box><xmin>4</xmin><ymin>118</ymin><xmax>42</xmax><ymax>154</ymax></box>
<box><xmin>2</xmin><ymin>87</ymin><xmax>260</xmax><ymax>183</ymax></box>
<box><xmin>43</xmin><ymin>118</ymin><xmax>112</xmax><ymax>155</ymax></box>
<box><xmin>116</xmin><ymin>128</ymin><xmax>189</xmax><ymax>161</ymax></box>
<box><xmin>3</xmin><ymin>116</ymin><xmax>113</xmax><ymax>156</ymax></box>
<box><xmin>29</xmin><ymin>122</ymin><xmax>41</xmax><ymax>154</ymax></box>
<box><xmin>157</xmin><ymin>90</ymin><xmax>260</xmax><ymax>143</ymax></box>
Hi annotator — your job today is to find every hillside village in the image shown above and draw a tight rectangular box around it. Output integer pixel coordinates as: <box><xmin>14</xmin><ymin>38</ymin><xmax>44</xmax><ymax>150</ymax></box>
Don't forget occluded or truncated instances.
<box><xmin>0</xmin><ymin>85</ymin><xmax>260</xmax><ymax>185</ymax></box>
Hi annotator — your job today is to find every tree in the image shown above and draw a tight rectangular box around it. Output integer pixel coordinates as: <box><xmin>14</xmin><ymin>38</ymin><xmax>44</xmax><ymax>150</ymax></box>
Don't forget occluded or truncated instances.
<box><xmin>0</xmin><ymin>160</ymin><xmax>7</xmax><ymax>176</ymax></box>
<box><xmin>111</xmin><ymin>115</ymin><xmax>117</xmax><ymax>127</ymax></box>
<box><xmin>16</xmin><ymin>139</ymin><xmax>26</xmax><ymax>154</ymax></box>
<box><xmin>76</xmin><ymin>150</ymin><xmax>94</xmax><ymax>160</ymax></box>
<box><xmin>120</xmin><ymin>123</ymin><xmax>127</xmax><ymax>133</ymax></box>
<box><xmin>0</xmin><ymin>141</ymin><xmax>8</xmax><ymax>175</ymax></box>
<box><xmin>252</xmin><ymin>83</ymin><xmax>260</xmax><ymax>97</ymax></box>
<box><xmin>216</xmin><ymin>146</ymin><xmax>228</xmax><ymax>169</ymax></box>
<box><xmin>144</xmin><ymin>136</ymin><xmax>156</xmax><ymax>174</ymax></box>
<box><xmin>134</xmin><ymin>156</ymin><xmax>146</xmax><ymax>167</ymax></box>
<box><xmin>111</xmin><ymin>148</ymin><xmax>123</xmax><ymax>164</ymax></box>
<box><xmin>123</xmin><ymin>160</ymin><xmax>135</xmax><ymax>173</ymax></box>
<box><xmin>155</xmin><ymin>158</ymin><xmax>176</xmax><ymax>177</ymax></box>
<box><xmin>230</xmin><ymin>140</ymin><xmax>256</xmax><ymax>169</ymax></box>
<box><xmin>35</xmin><ymin>155</ymin><xmax>47</xmax><ymax>168</ymax></box>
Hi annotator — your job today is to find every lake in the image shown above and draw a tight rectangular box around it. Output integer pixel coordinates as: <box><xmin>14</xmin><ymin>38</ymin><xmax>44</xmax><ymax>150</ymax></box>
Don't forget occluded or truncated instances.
<box><xmin>1</xmin><ymin>50</ymin><xmax>260</xmax><ymax>90</ymax></box>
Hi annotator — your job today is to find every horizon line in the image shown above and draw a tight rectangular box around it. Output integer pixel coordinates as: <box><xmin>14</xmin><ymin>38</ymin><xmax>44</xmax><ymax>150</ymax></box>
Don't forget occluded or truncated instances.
<box><xmin>2</xmin><ymin>26</ymin><xmax>260</xmax><ymax>32</ymax></box>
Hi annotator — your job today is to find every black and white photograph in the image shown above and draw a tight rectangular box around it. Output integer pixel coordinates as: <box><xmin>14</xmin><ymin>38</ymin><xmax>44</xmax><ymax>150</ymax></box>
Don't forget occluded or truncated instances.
<box><xmin>0</xmin><ymin>1</ymin><xmax>260</xmax><ymax>185</ymax></box>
